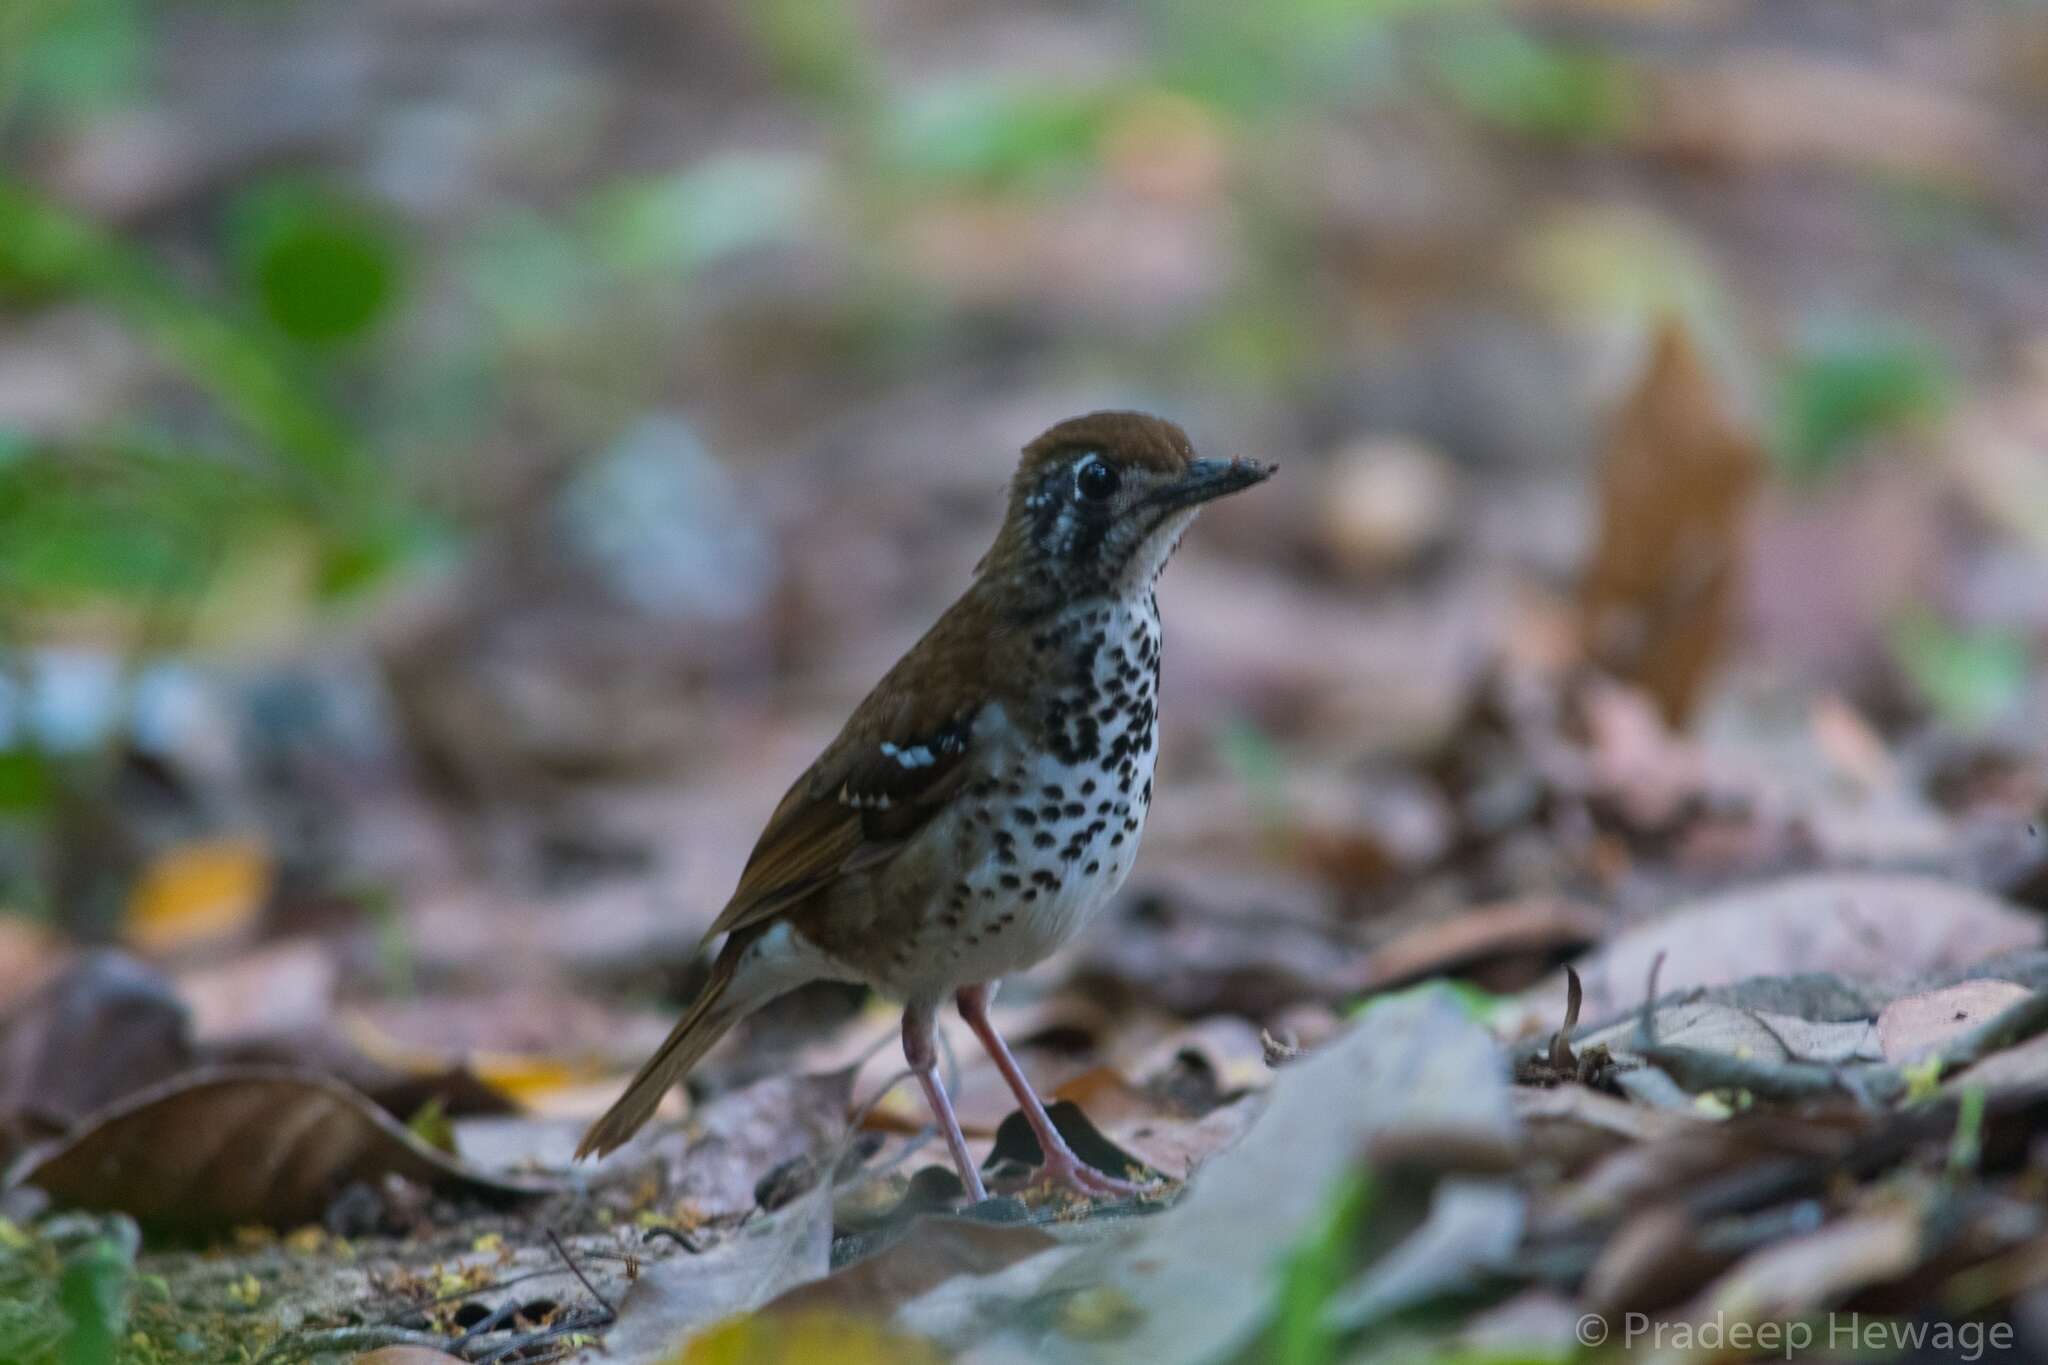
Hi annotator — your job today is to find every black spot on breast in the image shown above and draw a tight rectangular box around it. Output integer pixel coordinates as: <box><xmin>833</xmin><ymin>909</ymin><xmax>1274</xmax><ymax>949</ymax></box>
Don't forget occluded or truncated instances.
<box><xmin>1033</xmin><ymin>831</ymin><xmax>1055</xmax><ymax>849</ymax></box>
<box><xmin>999</xmin><ymin>873</ymin><xmax>1021</xmax><ymax>890</ymax></box>
<box><xmin>1042</xmin><ymin>784</ymin><xmax>1064</xmax><ymax>800</ymax></box>
<box><xmin>1085</xmin><ymin>860</ymin><xmax>1100</xmax><ymax>875</ymax></box>
<box><xmin>1013</xmin><ymin>807</ymin><xmax>1038</xmax><ymax>826</ymax></box>
<box><xmin>1081</xmin><ymin>778</ymin><xmax>1097</xmax><ymax>795</ymax></box>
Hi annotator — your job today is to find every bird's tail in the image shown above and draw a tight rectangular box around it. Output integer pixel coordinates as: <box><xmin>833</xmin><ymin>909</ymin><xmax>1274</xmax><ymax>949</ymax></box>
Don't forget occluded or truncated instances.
<box><xmin>575</xmin><ymin>944</ymin><xmax>746</xmax><ymax>1160</ymax></box>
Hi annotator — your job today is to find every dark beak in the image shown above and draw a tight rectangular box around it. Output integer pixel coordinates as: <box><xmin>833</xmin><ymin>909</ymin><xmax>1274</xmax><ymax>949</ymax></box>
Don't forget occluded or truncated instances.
<box><xmin>1158</xmin><ymin>457</ymin><xmax>1276</xmax><ymax>512</ymax></box>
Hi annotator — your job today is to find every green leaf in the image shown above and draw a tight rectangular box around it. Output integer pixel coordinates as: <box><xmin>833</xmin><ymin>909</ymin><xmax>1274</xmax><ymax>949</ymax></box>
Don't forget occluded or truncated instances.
<box><xmin>57</xmin><ymin>1238</ymin><xmax>131</xmax><ymax>1365</ymax></box>
<box><xmin>1889</xmin><ymin>609</ymin><xmax>2030</xmax><ymax>730</ymax></box>
<box><xmin>0</xmin><ymin>183</ymin><xmax>371</xmax><ymax>497</ymax></box>
<box><xmin>1430</xmin><ymin>26</ymin><xmax>1639</xmax><ymax>143</ymax></box>
<box><xmin>230</xmin><ymin>182</ymin><xmax>401</xmax><ymax>345</ymax></box>
<box><xmin>1274</xmin><ymin>1170</ymin><xmax>1377</xmax><ymax>1365</ymax></box>
<box><xmin>883</xmin><ymin>82</ymin><xmax>1116</xmax><ymax>191</ymax></box>
<box><xmin>1775</xmin><ymin>329</ymin><xmax>1954</xmax><ymax>481</ymax></box>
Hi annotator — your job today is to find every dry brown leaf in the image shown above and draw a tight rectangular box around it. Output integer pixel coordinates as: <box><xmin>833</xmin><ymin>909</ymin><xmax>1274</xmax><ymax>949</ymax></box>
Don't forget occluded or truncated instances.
<box><xmin>666</xmin><ymin>1071</ymin><xmax>854</xmax><ymax>1222</ymax></box>
<box><xmin>763</xmin><ymin>1217</ymin><xmax>1058</xmax><ymax>1322</ymax></box>
<box><xmin>1877</xmin><ymin>979</ymin><xmax>2033</xmax><ymax>1063</ymax></box>
<box><xmin>1578</xmin><ymin>322</ymin><xmax>1763</xmax><ymax>726</ymax></box>
<box><xmin>0</xmin><ymin>951</ymin><xmax>193</xmax><ymax>1145</ymax></box>
<box><xmin>1515</xmin><ymin>873</ymin><xmax>2044</xmax><ymax>1032</ymax></box>
<box><xmin>1365</xmin><ymin>898</ymin><xmax>1605</xmax><ymax>991</ymax></box>
<box><xmin>13</xmin><ymin>1067</ymin><xmax>560</xmax><ymax>1231</ymax></box>
<box><xmin>123</xmin><ymin>836</ymin><xmax>273</xmax><ymax>955</ymax></box>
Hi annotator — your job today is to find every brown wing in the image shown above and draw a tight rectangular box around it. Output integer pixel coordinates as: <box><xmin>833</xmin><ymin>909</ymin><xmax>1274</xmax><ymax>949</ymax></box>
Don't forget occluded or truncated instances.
<box><xmin>700</xmin><ymin>645</ymin><xmax>992</xmax><ymax>945</ymax></box>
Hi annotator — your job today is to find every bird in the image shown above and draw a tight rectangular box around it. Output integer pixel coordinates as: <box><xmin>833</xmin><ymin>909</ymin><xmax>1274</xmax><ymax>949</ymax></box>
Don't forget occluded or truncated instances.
<box><xmin>576</xmin><ymin>411</ymin><xmax>1273</xmax><ymax>1201</ymax></box>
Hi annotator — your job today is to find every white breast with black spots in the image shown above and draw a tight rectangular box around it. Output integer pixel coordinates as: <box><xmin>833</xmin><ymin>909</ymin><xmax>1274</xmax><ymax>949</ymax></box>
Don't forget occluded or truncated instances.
<box><xmin>919</xmin><ymin>598</ymin><xmax>1162</xmax><ymax>993</ymax></box>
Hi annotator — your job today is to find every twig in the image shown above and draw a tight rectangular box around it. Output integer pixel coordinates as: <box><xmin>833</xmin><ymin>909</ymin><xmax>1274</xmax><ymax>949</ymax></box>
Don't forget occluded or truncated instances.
<box><xmin>546</xmin><ymin>1229</ymin><xmax>616</xmax><ymax>1322</ymax></box>
<box><xmin>1549</xmin><ymin>965</ymin><xmax>1583</xmax><ymax>1071</ymax></box>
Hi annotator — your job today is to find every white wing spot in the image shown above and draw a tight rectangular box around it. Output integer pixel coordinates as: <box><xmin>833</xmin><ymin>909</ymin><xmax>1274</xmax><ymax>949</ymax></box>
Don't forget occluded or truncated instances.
<box><xmin>880</xmin><ymin>741</ymin><xmax>936</xmax><ymax>769</ymax></box>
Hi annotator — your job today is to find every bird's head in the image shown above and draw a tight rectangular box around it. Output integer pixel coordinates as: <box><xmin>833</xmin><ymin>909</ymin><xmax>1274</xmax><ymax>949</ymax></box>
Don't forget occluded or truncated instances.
<box><xmin>979</xmin><ymin>411</ymin><xmax>1273</xmax><ymax>611</ymax></box>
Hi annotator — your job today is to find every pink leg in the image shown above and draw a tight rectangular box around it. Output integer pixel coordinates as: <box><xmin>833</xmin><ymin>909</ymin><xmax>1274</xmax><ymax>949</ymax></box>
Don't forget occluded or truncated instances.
<box><xmin>903</xmin><ymin>1001</ymin><xmax>988</xmax><ymax>1203</ymax></box>
<box><xmin>957</xmin><ymin>983</ymin><xmax>1145</xmax><ymax>1199</ymax></box>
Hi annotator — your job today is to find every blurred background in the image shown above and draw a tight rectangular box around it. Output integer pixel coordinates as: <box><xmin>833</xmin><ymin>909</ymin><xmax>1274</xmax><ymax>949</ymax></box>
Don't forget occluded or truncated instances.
<box><xmin>5</xmin><ymin>0</ymin><xmax>2048</xmax><ymax>1178</ymax></box>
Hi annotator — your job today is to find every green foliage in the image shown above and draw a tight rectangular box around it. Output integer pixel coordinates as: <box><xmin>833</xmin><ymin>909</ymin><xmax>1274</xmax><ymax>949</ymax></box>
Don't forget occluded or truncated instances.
<box><xmin>1274</xmin><ymin>1170</ymin><xmax>1378</xmax><ymax>1365</ymax></box>
<box><xmin>1775</xmin><ymin>329</ymin><xmax>1954</xmax><ymax>481</ymax></box>
<box><xmin>228</xmin><ymin>182</ymin><xmax>401</xmax><ymax>345</ymax></box>
<box><xmin>0</xmin><ymin>1219</ymin><xmax>137</xmax><ymax>1365</ymax></box>
<box><xmin>743</xmin><ymin>0</ymin><xmax>879</xmax><ymax>116</ymax></box>
<box><xmin>587</xmin><ymin>154</ymin><xmax>818</xmax><ymax>274</ymax></box>
<box><xmin>0</xmin><ymin>183</ymin><xmax>425</xmax><ymax>614</ymax></box>
<box><xmin>1430</xmin><ymin>26</ymin><xmax>1639</xmax><ymax>142</ymax></box>
<box><xmin>57</xmin><ymin>1239</ymin><xmax>131</xmax><ymax>1365</ymax></box>
<box><xmin>883</xmin><ymin>83</ymin><xmax>1117</xmax><ymax>192</ymax></box>
<box><xmin>1890</xmin><ymin>610</ymin><xmax>2030</xmax><ymax>730</ymax></box>
<box><xmin>1144</xmin><ymin>0</ymin><xmax>1451</xmax><ymax>114</ymax></box>
<box><xmin>4</xmin><ymin>0</ymin><xmax>143</xmax><ymax>117</ymax></box>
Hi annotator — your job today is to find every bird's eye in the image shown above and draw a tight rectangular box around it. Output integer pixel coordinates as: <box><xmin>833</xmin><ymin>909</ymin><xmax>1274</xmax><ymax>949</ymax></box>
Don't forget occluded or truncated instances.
<box><xmin>1075</xmin><ymin>457</ymin><xmax>1119</xmax><ymax>502</ymax></box>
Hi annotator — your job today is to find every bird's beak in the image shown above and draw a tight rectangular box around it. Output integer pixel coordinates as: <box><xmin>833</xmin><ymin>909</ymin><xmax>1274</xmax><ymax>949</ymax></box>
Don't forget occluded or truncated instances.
<box><xmin>1157</xmin><ymin>456</ymin><xmax>1276</xmax><ymax>511</ymax></box>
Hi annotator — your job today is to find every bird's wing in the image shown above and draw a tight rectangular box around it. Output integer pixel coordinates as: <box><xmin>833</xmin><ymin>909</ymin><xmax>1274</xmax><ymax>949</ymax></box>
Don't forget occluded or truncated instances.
<box><xmin>701</xmin><ymin>627</ymin><xmax>994</xmax><ymax>944</ymax></box>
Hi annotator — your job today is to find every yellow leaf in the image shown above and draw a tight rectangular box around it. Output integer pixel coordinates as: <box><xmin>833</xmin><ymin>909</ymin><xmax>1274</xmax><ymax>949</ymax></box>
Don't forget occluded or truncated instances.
<box><xmin>675</xmin><ymin>1311</ymin><xmax>944</xmax><ymax>1365</ymax></box>
<box><xmin>125</xmin><ymin>837</ymin><xmax>272</xmax><ymax>954</ymax></box>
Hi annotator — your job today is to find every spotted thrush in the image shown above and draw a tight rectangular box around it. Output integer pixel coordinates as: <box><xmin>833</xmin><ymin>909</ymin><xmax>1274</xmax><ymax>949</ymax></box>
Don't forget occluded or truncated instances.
<box><xmin>576</xmin><ymin>412</ymin><xmax>1273</xmax><ymax>1200</ymax></box>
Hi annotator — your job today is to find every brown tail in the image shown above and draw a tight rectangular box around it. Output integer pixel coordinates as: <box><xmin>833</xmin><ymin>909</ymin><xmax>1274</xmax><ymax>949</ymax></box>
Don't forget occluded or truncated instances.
<box><xmin>575</xmin><ymin>947</ymin><xmax>744</xmax><ymax>1160</ymax></box>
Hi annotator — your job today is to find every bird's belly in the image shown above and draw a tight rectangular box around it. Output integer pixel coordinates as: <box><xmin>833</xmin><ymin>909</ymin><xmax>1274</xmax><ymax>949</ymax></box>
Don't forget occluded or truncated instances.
<box><xmin>857</xmin><ymin>739</ymin><xmax>1155</xmax><ymax>1000</ymax></box>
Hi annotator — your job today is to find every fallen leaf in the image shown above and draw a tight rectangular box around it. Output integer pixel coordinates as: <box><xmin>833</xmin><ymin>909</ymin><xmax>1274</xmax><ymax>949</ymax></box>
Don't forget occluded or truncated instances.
<box><xmin>352</xmin><ymin>1350</ymin><xmax>466</xmax><ymax>1364</ymax></box>
<box><xmin>601</xmin><ymin>1196</ymin><xmax>835</xmax><ymax>1364</ymax></box>
<box><xmin>123</xmin><ymin>836</ymin><xmax>273</xmax><ymax>954</ymax></box>
<box><xmin>666</xmin><ymin>1071</ymin><xmax>854</xmax><ymax>1221</ymax></box>
<box><xmin>1364</xmin><ymin>898</ymin><xmax>1605</xmax><ymax>991</ymax></box>
<box><xmin>11</xmin><ymin>1067</ymin><xmax>560</xmax><ymax>1231</ymax></box>
<box><xmin>1577</xmin><ymin>999</ymin><xmax>1882</xmax><ymax>1068</ymax></box>
<box><xmin>765</xmin><ymin>1217</ymin><xmax>1058</xmax><ymax>1321</ymax></box>
<box><xmin>1517</xmin><ymin>873</ymin><xmax>2044</xmax><ymax>1032</ymax></box>
<box><xmin>1669</xmin><ymin>1202</ymin><xmax>1924</xmax><ymax>1354</ymax></box>
<box><xmin>1578</xmin><ymin>322</ymin><xmax>1763</xmax><ymax>726</ymax></box>
<box><xmin>0</xmin><ymin>950</ymin><xmax>193</xmax><ymax>1145</ymax></box>
<box><xmin>678</xmin><ymin>1310</ymin><xmax>945</xmax><ymax>1365</ymax></box>
<box><xmin>962</xmin><ymin>987</ymin><xmax>1517</xmax><ymax>1364</ymax></box>
<box><xmin>1877</xmin><ymin>980</ymin><xmax>2033</xmax><ymax>1063</ymax></box>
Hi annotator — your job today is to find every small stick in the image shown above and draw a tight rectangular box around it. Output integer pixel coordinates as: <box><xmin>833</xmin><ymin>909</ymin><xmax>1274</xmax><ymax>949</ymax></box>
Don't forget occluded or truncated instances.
<box><xmin>546</xmin><ymin>1229</ymin><xmax>616</xmax><ymax>1322</ymax></box>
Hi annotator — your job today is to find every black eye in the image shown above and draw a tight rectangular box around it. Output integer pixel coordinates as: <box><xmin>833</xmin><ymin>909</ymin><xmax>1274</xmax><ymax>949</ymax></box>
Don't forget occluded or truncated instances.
<box><xmin>1075</xmin><ymin>457</ymin><xmax>1119</xmax><ymax>501</ymax></box>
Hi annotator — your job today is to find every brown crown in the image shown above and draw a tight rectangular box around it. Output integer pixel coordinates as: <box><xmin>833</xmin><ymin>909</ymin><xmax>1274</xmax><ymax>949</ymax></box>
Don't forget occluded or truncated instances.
<box><xmin>1016</xmin><ymin>411</ymin><xmax>1195</xmax><ymax>481</ymax></box>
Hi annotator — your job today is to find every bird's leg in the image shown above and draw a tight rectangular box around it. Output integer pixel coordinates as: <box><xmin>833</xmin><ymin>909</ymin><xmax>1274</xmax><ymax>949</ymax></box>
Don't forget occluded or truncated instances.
<box><xmin>957</xmin><ymin>983</ymin><xmax>1144</xmax><ymax>1199</ymax></box>
<box><xmin>902</xmin><ymin>1000</ymin><xmax>988</xmax><ymax>1204</ymax></box>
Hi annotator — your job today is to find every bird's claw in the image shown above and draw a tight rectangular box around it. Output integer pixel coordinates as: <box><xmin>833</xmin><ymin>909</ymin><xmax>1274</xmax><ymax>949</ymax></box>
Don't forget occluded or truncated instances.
<box><xmin>1029</xmin><ymin>1150</ymin><xmax>1150</xmax><ymax>1201</ymax></box>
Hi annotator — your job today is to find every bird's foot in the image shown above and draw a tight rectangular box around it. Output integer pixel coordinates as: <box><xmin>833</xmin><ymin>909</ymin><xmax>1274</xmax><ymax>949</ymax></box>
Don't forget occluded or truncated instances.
<box><xmin>1028</xmin><ymin>1149</ymin><xmax>1150</xmax><ymax>1202</ymax></box>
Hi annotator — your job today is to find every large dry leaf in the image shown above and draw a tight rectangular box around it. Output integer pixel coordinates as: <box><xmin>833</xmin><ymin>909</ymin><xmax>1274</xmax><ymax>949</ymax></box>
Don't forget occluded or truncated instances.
<box><xmin>1364</xmin><ymin>898</ymin><xmax>1605</xmax><ymax>991</ymax></box>
<box><xmin>1516</xmin><ymin>873</ymin><xmax>2044</xmax><ymax>1032</ymax></box>
<box><xmin>10</xmin><ymin>1067</ymin><xmax>560</xmax><ymax>1231</ymax></box>
<box><xmin>665</xmin><ymin>1070</ymin><xmax>854</xmax><ymax>1221</ymax></box>
<box><xmin>955</xmin><ymin>988</ymin><xmax>1517</xmax><ymax>1364</ymax></box>
<box><xmin>1876</xmin><ymin>979</ymin><xmax>2032</xmax><ymax>1063</ymax></box>
<box><xmin>601</xmin><ymin>1198</ymin><xmax>836</xmax><ymax>1365</ymax></box>
<box><xmin>1578</xmin><ymin>322</ymin><xmax>1763</xmax><ymax>726</ymax></box>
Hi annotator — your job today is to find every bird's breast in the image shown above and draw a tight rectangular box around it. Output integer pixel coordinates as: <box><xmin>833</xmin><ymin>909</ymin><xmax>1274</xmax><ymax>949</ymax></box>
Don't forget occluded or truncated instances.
<box><xmin>825</xmin><ymin>600</ymin><xmax>1164</xmax><ymax>1000</ymax></box>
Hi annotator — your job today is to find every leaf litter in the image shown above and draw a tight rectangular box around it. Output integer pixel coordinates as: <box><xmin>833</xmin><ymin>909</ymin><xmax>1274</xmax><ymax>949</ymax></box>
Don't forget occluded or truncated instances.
<box><xmin>9</xmin><ymin>13</ymin><xmax>2048</xmax><ymax>1365</ymax></box>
